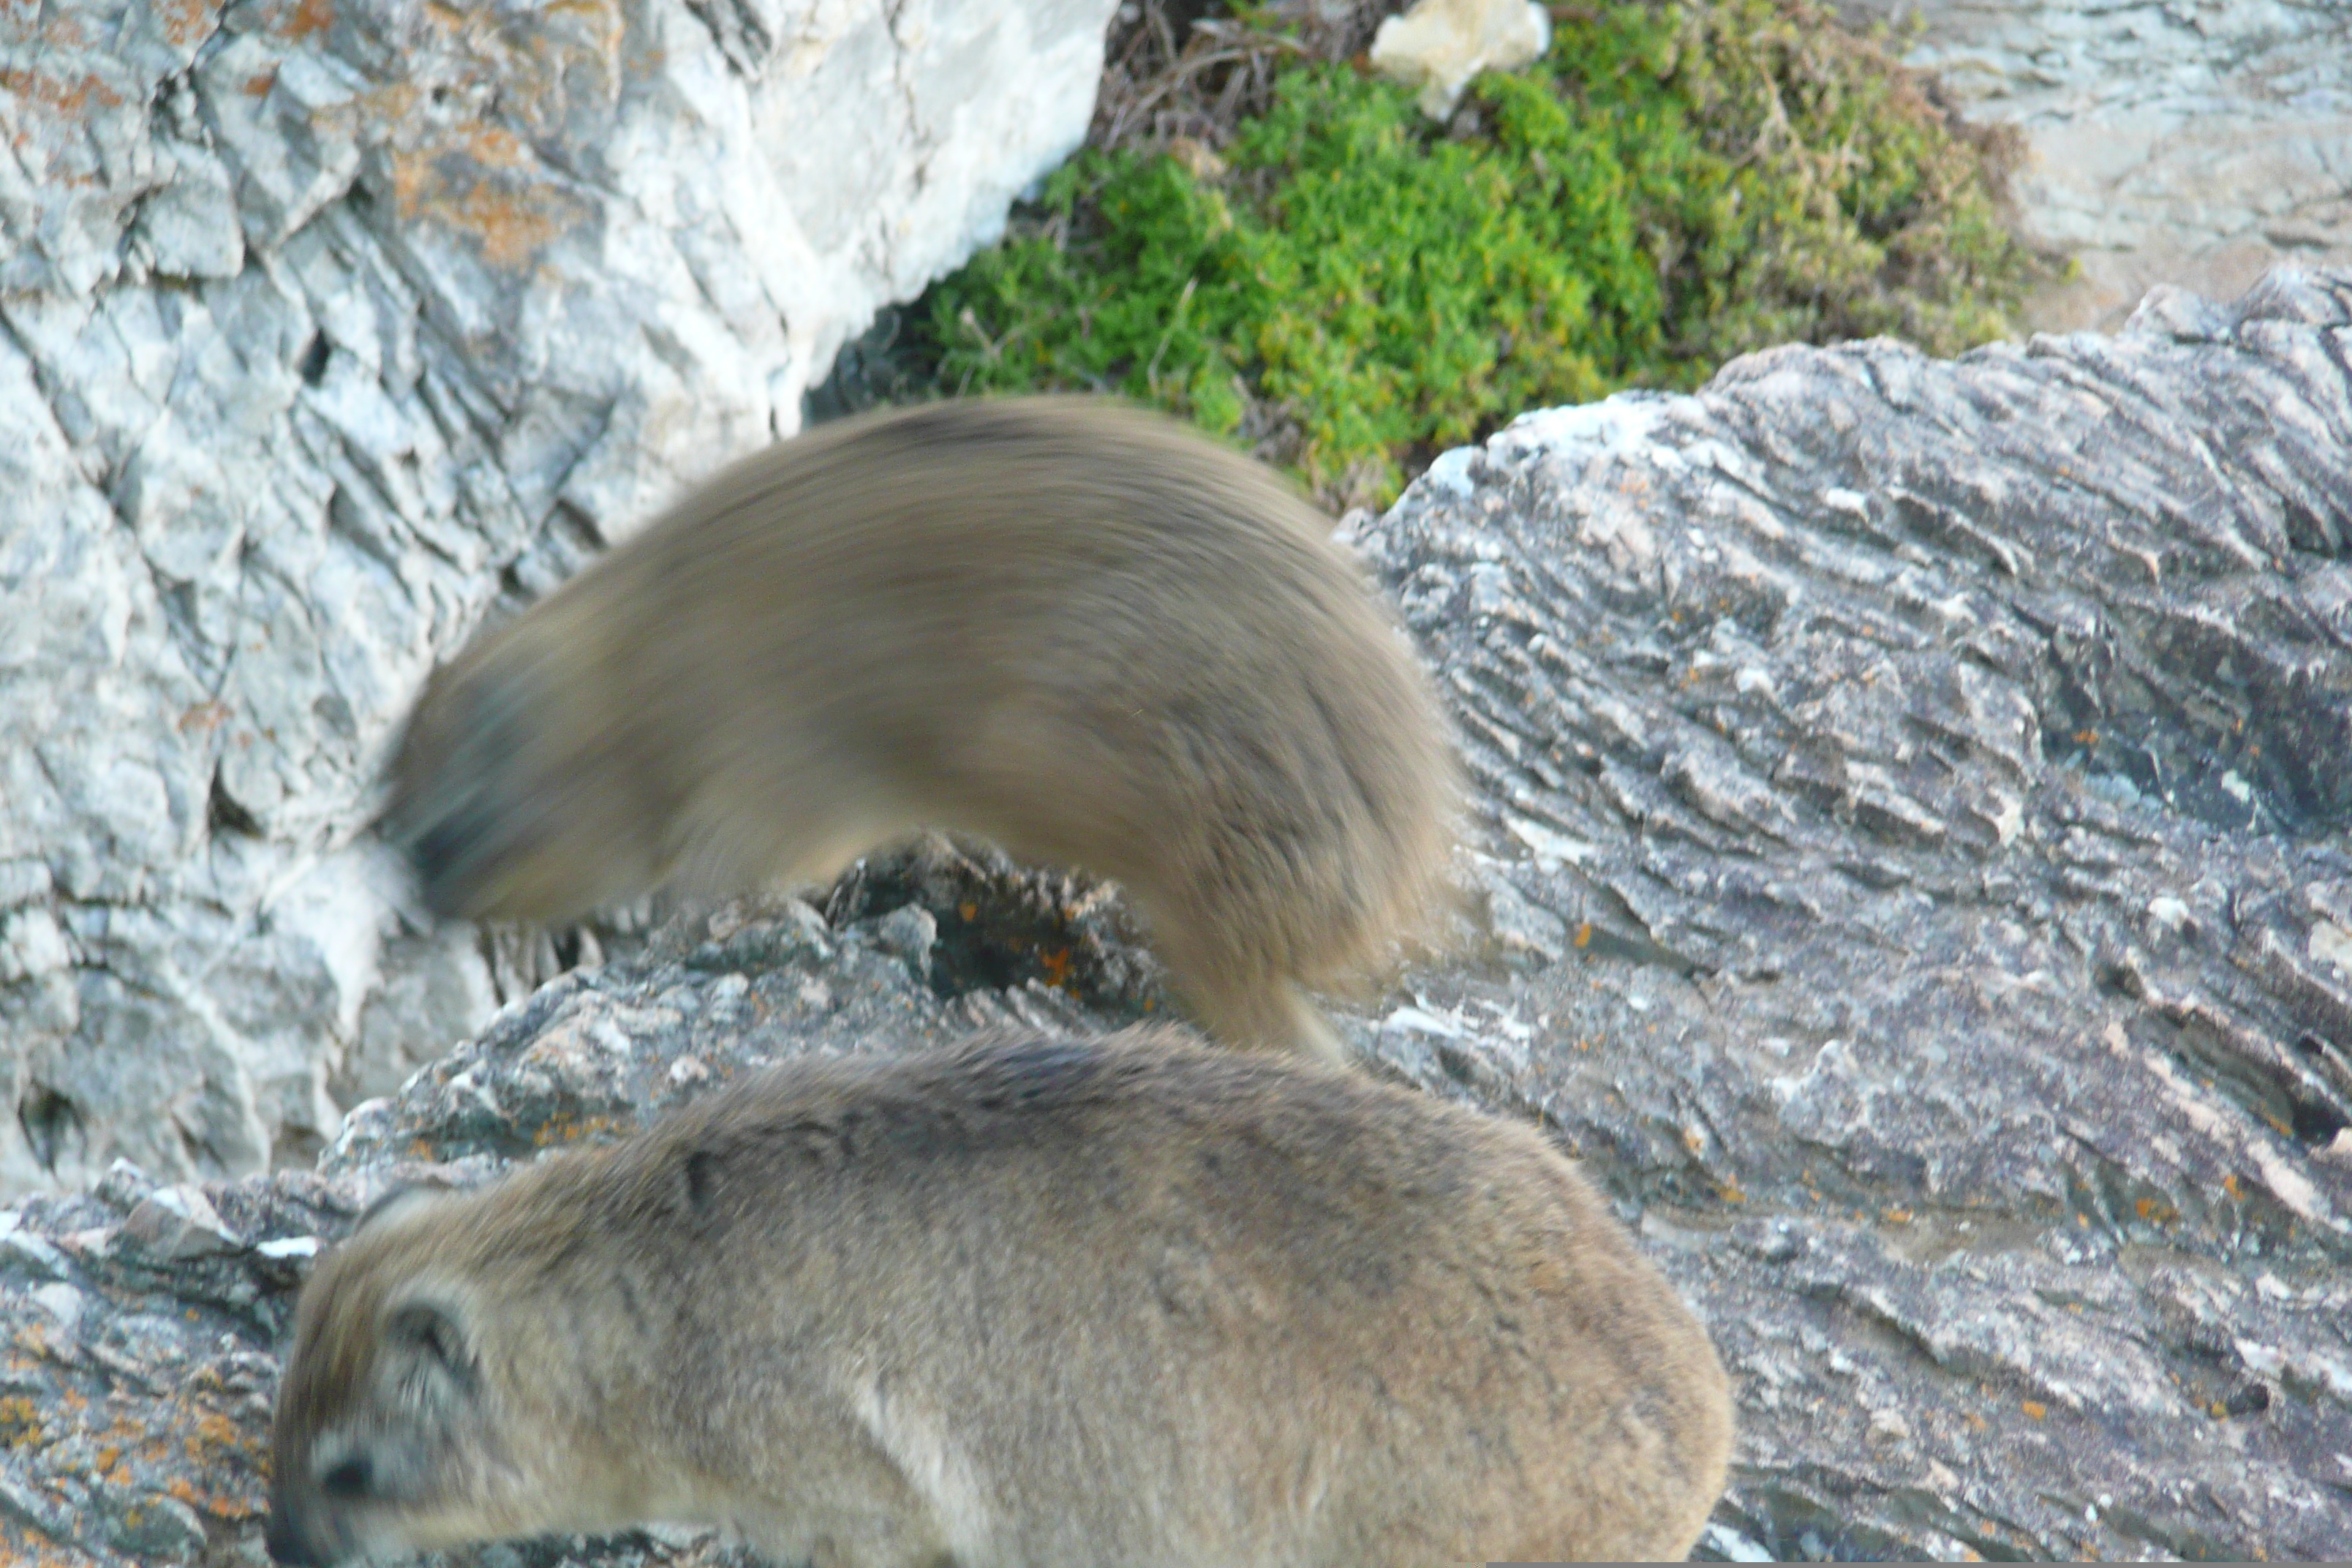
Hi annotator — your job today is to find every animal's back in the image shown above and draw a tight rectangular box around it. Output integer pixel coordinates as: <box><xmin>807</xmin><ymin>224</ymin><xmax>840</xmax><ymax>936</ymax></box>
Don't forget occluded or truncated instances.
<box><xmin>649</xmin><ymin>399</ymin><xmax>1456</xmax><ymax>973</ymax></box>
<box><xmin>580</xmin><ymin>1033</ymin><xmax>1732</xmax><ymax>1564</ymax></box>
<box><xmin>395</xmin><ymin>397</ymin><xmax>1460</xmax><ymax>1055</ymax></box>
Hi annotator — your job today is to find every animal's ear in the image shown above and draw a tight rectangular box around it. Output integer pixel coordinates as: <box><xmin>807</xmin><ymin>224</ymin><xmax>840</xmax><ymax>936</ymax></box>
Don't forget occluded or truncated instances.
<box><xmin>384</xmin><ymin>1296</ymin><xmax>478</xmax><ymax>1409</ymax></box>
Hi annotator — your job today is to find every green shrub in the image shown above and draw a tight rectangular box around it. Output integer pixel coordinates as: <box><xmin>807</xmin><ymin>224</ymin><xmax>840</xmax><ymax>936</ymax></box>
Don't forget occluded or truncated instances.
<box><xmin>916</xmin><ymin>0</ymin><xmax>2046</xmax><ymax>505</ymax></box>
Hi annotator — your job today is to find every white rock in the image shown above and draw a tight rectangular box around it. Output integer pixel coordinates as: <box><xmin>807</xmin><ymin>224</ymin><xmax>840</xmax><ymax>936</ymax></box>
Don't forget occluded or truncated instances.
<box><xmin>2310</xmin><ymin>919</ymin><xmax>2352</xmax><ymax>977</ymax></box>
<box><xmin>0</xmin><ymin>0</ymin><xmax>1118</xmax><ymax>1195</ymax></box>
<box><xmin>29</xmin><ymin>1283</ymin><xmax>85</xmax><ymax>1333</ymax></box>
<box><xmin>0</xmin><ymin>909</ymin><xmax>72</xmax><ymax>985</ymax></box>
<box><xmin>1370</xmin><ymin>0</ymin><xmax>1550</xmax><ymax>118</ymax></box>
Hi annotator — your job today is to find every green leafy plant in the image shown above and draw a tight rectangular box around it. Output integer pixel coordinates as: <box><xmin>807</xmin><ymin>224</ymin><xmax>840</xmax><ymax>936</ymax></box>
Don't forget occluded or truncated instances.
<box><xmin>913</xmin><ymin>0</ymin><xmax>2049</xmax><ymax>506</ymax></box>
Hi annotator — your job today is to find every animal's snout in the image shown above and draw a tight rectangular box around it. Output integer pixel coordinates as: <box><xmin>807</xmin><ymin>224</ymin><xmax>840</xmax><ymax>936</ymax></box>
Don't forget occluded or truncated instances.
<box><xmin>386</xmin><ymin>665</ymin><xmax>547</xmax><ymax>918</ymax></box>
<box><xmin>264</xmin><ymin>1504</ymin><xmax>328</xmax><ymax>1567</ymax></box>
<box><xmin>406</xmin><ymin>810</ymin><xmax>495</xmax><ymax>917</ymax></box>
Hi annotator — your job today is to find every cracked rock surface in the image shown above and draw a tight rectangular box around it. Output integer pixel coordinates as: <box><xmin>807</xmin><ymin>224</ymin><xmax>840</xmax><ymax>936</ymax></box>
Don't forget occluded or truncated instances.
<box><xmin>1353</xmin><ymin>265</ymin><xmax>2352</xmax><ymax>1559</ymax></box>
<box><xmin>0</xmin><ymin>0</ymin><xmax>1118</xmax><ymax>1196</ymax></box>
<box><xmin>4</xmin><ymin>271</ymin><xmax>2352</xmax><ymax>1561</ymax></box>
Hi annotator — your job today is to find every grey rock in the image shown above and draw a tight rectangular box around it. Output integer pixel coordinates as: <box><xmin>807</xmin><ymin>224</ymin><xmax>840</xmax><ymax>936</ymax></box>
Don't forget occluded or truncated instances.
<box><xmin>1842</xmin><ymin>0</ymin><xmax>2352</xmax><ymax>331</ymax></box>
<box><xmin>5</xmin><ymin>270</ymin><xmax>2352</xmax><ymax>1561</ymax></box>
<box><xmin>867</xmin><ymin>904</ymin><xmax>941</xmax><ymax>986</ymax></box>
<box><xmin>1346</xmin><ymin>264</ymin><xmax>2352</xmax><ymax>1560</ymax></box>
<box><xmin>98</xmin><ymin>1488</ymin><xmax>209</xmax><ymax>1558</ymax></box>
<box><xmin>0</xmin><ymin>0</ymin><xmax>1120</xmax><ymax>1196</ymax></box>
<box><xmin>118</xmin><ymin>1185</ymin><xmax>244</xmax><ymax>1263</ymax></box>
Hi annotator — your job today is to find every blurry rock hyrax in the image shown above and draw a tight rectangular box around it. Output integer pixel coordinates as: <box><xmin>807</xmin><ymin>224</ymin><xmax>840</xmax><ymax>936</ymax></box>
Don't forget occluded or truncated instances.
<box><xmin>267</xmin><ymin>1029</ymin><xmax>1732</xmax><ymax>1567</ymax></box>
<box><xmin>388</xmin><ymin>396</ymin><xmax>1458</xmax><ymax>1060</ymax></box>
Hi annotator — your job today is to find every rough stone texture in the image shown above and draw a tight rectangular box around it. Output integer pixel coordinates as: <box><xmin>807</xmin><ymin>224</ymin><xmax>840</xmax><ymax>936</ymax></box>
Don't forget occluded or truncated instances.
<box><xmin>1843</xmin><ymin>0</ymin><xmax>2352</xmax><ymax>331</ymax></box>
<box><xmin>0</xmin><ymin>0</ymin><xmax>1118</xmax><ymax>1196</ymax></box>
<box><xmin>5</xmin><ymin>269</ymin><xmax>2352</xmax><ymax>1562</ymax></box>
<box><xmin>1349</xmin><ymin>264</ymin><xmax>2352</xmax><ymax>1560</ymax></box>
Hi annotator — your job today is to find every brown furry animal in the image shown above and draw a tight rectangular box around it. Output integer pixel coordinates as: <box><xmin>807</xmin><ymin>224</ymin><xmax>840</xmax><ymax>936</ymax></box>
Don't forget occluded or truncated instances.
<box><xmin>388</xmin><ymin>396</ymin><xmax>1459</xmax><ymax>1060</ymax></box>
<box><xmin>266</xmin><ymin>1028</ymin><xmax>1733</xmax><ymax>1567</ymax></box>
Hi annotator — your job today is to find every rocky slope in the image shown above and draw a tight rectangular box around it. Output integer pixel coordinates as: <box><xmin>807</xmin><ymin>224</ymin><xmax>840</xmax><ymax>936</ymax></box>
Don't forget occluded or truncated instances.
<box><xmin>0</xmin><ymin>0</ymin><xmax>1118</xmax><ymax>1196</ymax></box>
<box><xmin>3</xmin><ymin>269</ymin><xmax>2351</xmax><ymax>1562</ymax></box>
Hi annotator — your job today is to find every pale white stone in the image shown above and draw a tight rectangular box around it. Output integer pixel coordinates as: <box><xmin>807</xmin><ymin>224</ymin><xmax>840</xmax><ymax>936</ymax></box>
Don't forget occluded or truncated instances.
<box><xmin>2312</xmin><ymin>919</ymin><xmax>2352</xmax><ymax>978</ymax></box>
<box><xmin>1370</xmin><ymin>0</ymin><xmax>1550</xmax><ymax>118</ymax></box>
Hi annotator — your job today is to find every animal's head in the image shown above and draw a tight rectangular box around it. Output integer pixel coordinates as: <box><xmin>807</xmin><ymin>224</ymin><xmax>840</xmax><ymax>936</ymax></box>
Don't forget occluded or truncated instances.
<box><xmin>265</xmin><ymin>1191</ymin><xmax>561</xmax><ymax>1565</ymax></box>
<box><xmin>385</xmin><ymin>609</ymin><xmax>675</xmax><ymax>923</ymax></box>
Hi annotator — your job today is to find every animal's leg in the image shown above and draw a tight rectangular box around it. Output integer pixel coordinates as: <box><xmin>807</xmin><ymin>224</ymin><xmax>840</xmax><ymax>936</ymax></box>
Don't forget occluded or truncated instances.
<box><xmin>1177</xmin><ymin>973</ymin><xmax>1350</xmax><ymax>1066</ymax></box>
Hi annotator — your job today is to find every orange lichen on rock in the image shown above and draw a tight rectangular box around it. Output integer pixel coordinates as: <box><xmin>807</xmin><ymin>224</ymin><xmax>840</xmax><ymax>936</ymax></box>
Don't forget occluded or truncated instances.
<box><xmin>165</xmin><ymin>1470</ymin><xmax>263</xmax><ymax>1520</ymax></box>
<box><xmin>0</xmin><ymin>65</ymin><xmax>126</xmax><ymax>118</ymax></box>
<box><xmin>282</xmin><ymin>0</ymin><xmax>332</xmax><ymax>40</ymax></box>
<box><xmin>441</xmin><ymin>176</ymin><xmax>580</xmax><ymax>268</ymax></box>
<box><xmin>389</xmin><ymin>141</ymin><xmax>590</xmax><ymax>271</ymax></box>
<box><xmin>157</xmin><ymin>0</ymin><xmax>220</xmax><ymax>48</ymax></box>
<box><xmin>532</xmin><ymin>1114</ymin><xmax>626</xmax><ymax>1148</ymax></box>
<box><xmin>0</xmin><ymin>1395</ymin><xmax>45</xmax><ymax>1449</ymax></box>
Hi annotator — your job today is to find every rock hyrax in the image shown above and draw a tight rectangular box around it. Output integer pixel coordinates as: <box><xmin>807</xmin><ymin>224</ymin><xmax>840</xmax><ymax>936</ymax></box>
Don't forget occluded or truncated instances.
<box><xmin>268</xmin><ymin>1028</ymin><xmax>1732</xmax><ymax>1567</ymax></box>
<box><xmin>388</xmin><ymin>396</ymin><xmax>1459</xmax><ymax>1060</ymax></box>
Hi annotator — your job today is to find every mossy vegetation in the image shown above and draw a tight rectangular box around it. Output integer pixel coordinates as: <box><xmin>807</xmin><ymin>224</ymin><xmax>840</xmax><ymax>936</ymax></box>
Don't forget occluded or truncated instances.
<box><xmin>900</xmin><ymin>0</ymin><xmax>2050</xmax><ymax>506</ymax></box>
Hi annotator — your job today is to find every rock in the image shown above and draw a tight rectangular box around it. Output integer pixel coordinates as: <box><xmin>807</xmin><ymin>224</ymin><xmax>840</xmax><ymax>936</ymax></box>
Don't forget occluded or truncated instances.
<box><xmin>1839</xmin><ymin>0</ymin><xmax>2352</xmax><ymax>331</ymax></box>
<box><xmin>97</xmin><ymin>1488</ymin><xmax>209</xmax><ymax>1559</ymax></box>
<box><xmin>1368</xmin><ymin>0</ymin><xmax>1550</xmax><ymax>118</ymax></box>
<box><xmin>867</xmin><ymin>904</ymin><xmax>941</xmax><ymax>986</ymax></box>
<box><xmin>4</xmin><ymin>268</ymin><xmax>2352</xmax><ymax>1562</ymax></box>
<box><xmin>118</xmin><ymin>1185</ymin><xmax>243</xmax><ymax>1262</ymax></box>
<box><xmin>0</xmin><ymin>0</ymin><xmax>1120</xmax><ymax>1196</ymax></box>
<box><xmin>1346</xmin><ymin>263</ymin><xmax>2352</xmax><ymax>1560</ymax></box>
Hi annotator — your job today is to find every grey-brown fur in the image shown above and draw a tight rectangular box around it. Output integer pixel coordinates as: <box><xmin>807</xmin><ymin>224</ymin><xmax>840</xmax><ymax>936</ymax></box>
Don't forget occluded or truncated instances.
<box><xmin>388</xmin><ymin>396</ymin><xmax>1460</xmax><ymax>1058</ymax></box>
<box><xmin>267</xmin><ymin>1029</ymin><xmax>1733</xmax><ymax>1566</ymax></box>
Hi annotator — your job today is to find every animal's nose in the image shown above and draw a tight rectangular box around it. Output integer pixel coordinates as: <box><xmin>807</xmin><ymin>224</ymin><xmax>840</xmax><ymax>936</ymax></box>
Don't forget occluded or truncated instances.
<box><xmin>264</xmin><ymin>1508</ymin><xmax>325</xmax><ymax>1567</ymax></box>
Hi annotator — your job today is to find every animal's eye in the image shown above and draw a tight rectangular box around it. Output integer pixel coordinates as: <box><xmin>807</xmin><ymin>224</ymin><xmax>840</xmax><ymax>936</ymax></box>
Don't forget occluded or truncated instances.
<box><xmin>320</xmin><ymin>1455</ymin><xmax>372</xmax><ymax>1499</ymax></box>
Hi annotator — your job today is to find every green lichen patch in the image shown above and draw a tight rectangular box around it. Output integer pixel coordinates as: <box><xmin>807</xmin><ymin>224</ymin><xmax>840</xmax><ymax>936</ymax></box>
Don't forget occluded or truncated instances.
<box><xmin>906</xmin><ymin>0</ymin><xmax>2054</xmax><ymax>507</ymax></box>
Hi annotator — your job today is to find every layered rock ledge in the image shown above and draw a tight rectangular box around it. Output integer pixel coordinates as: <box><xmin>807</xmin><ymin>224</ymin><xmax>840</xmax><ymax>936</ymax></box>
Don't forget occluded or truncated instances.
<box><xmin>3</xmin><ymin>270</ymin><xmax>2351</xmax><ymax>1561</ymax></box>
